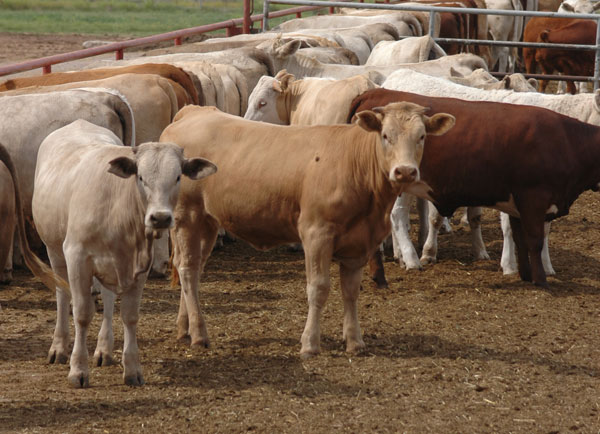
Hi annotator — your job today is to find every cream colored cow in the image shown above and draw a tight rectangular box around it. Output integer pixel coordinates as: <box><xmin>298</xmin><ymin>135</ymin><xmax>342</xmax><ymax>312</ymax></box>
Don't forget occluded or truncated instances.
<box><xmin>245</xmin><ymin>71</ymin><xmax>378</xmax><ymax>125</ymax></box>
<box><xmin>161</xmin><ymin>104</ymin><xmax>454</xmax><ymax>357</ymax></box>
<box><xmin>32</xmin><ymin>120</ymin><xmax>216</xmax><ymax>388</ymax></box>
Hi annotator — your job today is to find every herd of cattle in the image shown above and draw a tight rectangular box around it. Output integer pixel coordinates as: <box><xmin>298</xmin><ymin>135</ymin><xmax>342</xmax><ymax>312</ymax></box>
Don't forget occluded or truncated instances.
<box><xmin>1</xmin><ymin>0</ymin><xmax>600</xmax><ymax>388</ymax></box>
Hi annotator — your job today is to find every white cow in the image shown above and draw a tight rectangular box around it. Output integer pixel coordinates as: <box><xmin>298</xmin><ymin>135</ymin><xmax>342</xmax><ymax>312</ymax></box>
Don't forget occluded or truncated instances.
<box><xmin>558</xmin><ymin>0</ymin><xmax>600</xmax><ymax>13</ymax></box>
<box><xmin>365</xmin><ymin>36</ymin><xmax>447</xmax><ymax>66</ymax></box>
<box><xmin>382</xmin><ymin>68</ymin><xmax>600</xmax><ymax>274</ymax></box>
<box><xmin>245</xmin><ymin>72</ymin><xmax>379</xmax><ymax>125</ymax></box>
<box><xmin>448</xmin><ymin>68</ymin><xmax>538</xmax><ymax>91</ymax></box>
<box><xmin>32</xmin><ymin>120</ymin><xmax>216</xmax><ymax>388</ymax></box>
<box><xmin>260</xmin><ymin>38</ymin><xmax>488</xmax><ymax>83</ymax></box>
<box><xmin>0</xmin><ymin>88</ymin><xmax>135</xmax><ymax>277</ymax></box>
<box><xmin>484</xmin><ymin>0</ymin><xmax>524</xmax><ymax>72</ymax></box>
<box><xmin>272</xmin><ymin>12</ymin><xmax>423</xmax><ymax>38</ymax></box>
<box><xmin>0</xmin><ymin>160</ymin><xmax>14</xmax><ymax>283</ymax></box>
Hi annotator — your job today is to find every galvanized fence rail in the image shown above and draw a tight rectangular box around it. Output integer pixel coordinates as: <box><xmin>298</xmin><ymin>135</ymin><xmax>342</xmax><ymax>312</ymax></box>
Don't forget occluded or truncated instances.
<box><xmin>263</xmin><ymin>0</ymin><xmax>600</xmax><ymax>89</ymax></box>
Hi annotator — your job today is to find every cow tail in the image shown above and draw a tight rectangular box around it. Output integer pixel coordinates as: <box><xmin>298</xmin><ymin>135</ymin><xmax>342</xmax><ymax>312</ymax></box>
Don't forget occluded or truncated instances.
<box><xmin>156</xmin><ymin>77</ymin><xmax>179</xmax><ymax>121</ymax></box>
<box><xmin>170</xmin><ymin>66</ymin><xmax>201</xmax><ymax>105</ymax></box>
<box><xmin>0</xmin><ymin>144</ymin><xmax>70</xmax><ymax>293</ymax></box>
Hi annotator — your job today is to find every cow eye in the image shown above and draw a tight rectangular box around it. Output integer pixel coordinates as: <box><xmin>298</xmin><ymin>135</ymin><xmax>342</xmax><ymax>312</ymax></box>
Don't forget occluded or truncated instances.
<box><xmin>420</xmin><ymin>135</ymin><xmax>425</xmax><ymax>141</ymax></box>
<box><xmin>383</xmin><ymin>134</ymin><xmax>388</xmax><ymax>141</ymax></box>
<box><xmin>176</xmin><ymin>175</ymin><xmax>181</xmax><ymax>183</ymax></box>
<box><xmin>258</xmin><ymin>100</ymin><xmax>266</xmax><ymax>108</ymax></box>
<box><xmin>138</xmin><ymin>176</ymin><xmax>143</xmax><ymax>182</ymax></box>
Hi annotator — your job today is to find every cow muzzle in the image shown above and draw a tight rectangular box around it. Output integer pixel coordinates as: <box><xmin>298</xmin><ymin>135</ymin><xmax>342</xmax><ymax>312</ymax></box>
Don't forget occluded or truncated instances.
<box><xmin>391</xmin><ymin>165</ymin><xmax>419</xmax><ymax>183</ymax></box>
<box><xmin>148</xmin><ymin>211</ymin><xmax>173</xmax><ymax>230</ymax></box>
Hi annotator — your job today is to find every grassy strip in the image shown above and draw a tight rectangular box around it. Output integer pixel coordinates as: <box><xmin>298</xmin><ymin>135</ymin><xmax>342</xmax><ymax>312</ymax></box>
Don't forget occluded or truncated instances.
<box><xmin>0</xmin><ymin>0</ymin><xmax>304</xmax><ymax>35</ymax></box>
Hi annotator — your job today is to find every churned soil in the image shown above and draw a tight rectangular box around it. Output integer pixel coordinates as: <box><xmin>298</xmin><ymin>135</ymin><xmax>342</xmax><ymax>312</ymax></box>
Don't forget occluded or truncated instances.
<box><xmin>1</xmin><ymin>33</ymin><xmax>600</xmax><ymax>433</ymax></box>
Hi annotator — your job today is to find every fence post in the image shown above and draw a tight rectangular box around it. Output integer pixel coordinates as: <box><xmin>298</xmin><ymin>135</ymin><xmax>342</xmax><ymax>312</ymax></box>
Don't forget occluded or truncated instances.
<box><xmin>262</xmin><ymin>0</ymin><xmax>270</xmax><ymax>31</ymax></box>
<box><xmin>243</xmin><ymin>0</ymin><xmax>252</xmax><ymax>33</ymax></box>
<box><xmin>595</xmin><ymin>17</ymin><xmax>600</xmax><ymax>90</ymax></box>
<box><xmin>115</xmin><ymin>49</ymin><xmax>123</xmax><ymax>60</ymax></box>
<box><xmin>42</xmin><ymin>65</ymin><xmax>51</xmax><ymax>74</ymax></box>
<box><xmin>428</xmin><ymin>10</ymin><xmax>437</xmax><ymax>37</ymax></box>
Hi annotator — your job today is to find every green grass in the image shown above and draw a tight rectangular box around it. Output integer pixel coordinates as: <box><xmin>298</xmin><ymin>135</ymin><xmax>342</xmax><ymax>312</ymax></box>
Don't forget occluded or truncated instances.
<box><xmin>0</xmin><ymin>0</ymin><xmax>317</xmax><ymax>36</ymax></box>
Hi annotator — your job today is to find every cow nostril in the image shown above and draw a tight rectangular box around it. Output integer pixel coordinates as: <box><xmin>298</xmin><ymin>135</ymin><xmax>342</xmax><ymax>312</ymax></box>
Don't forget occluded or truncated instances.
<box><xmin>150</xmin><ymin>213</ymin><xmax>172</xmax><ymax>227</ymax></box>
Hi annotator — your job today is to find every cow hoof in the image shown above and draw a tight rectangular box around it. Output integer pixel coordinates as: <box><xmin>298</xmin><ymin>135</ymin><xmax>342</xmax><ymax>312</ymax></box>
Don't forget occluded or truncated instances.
<box><xmin>420</xmin><ymin>256</ymin><xmax>437</xmax><ymax>266</ymax></box>
<box><xmin>124</xmin><ymin>373</ymin><xmax>145</xmax><ymax>387</ymax></box>
<box><xmin>346</xmin><ymin>340</ymin><xmax>366</xmax><ymax>354</ymax></box>
<box><xmin>404</xmin><ymin>262</ymin><xmax>423</xmax><ymax>271</ymax></box>
<box><xmin>475</xmin><ymin>252</ymin><xmax>490</xmax><ymax>261</ymax></box>
<box><xmin>68</xmin><ymin>372</ymin><xmax>90</xmax><ymax>388</ymax></box>
<box><xmin>191</xmin><ymin>338</ymin><xmax>210</xmax><ymax>349</ymax></box>
<box><xmin>299</xmin><ymin>348</ymin><xmax>320</xmax><ymax>360</ymax></box>
<box><xmin>0</xmin><ymin>269</ymin><xmax>12</xmax><ymax>284</ymax></box>
<box><xmin>176</xmin><ymin>333</ymin><xmax>191</xmax><ymax>344</ymax></box>
<box><xmin>94</xmin><ymin>352</ymin><xmax>115</xmax><ymax>367</ymax></box>
<box><xmin>48</xmin><ymin>350</ymin><xmax>68</xmax><ymax>365</ymax></box>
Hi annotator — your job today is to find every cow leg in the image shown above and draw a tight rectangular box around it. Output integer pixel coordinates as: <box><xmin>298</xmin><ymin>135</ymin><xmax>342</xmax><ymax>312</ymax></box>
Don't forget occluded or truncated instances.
<box><xmin>467</xmin><ymin>207</ymin><xmax>490</xmax><ymax>260</ymax></box>
<box><xmin>64</xmin><ymin>247</ymin><xmax>94</xmax><ymax>388</ymax></box>
<box><xmin>421</xmin><ymin>205</ymin><xmax>445</xmax><ymax>265</ymax></box>
<box><xmin>94</xmin><ymin>282</ymin><xmax>115</xmax><ymax>367</ymax></box>
<box><xmin>339</xmin><ymin>263</ymin><xmax>365</xmax><ymax>354</ymax></box>
<box><xmin>150</xmin><ymin>233</ymin><xmax>169</xmax><ymax>278</ymax></box>
<box><xmin>299</xmin><ymin>227</ymin><xmax>333</xmax><ymax>358</ymax></box>
<box><xmin>416</xmin><ymin>197</ymin><xmax>428</xmax><ymax>248</ymax></box>
<box><xmin>172</xmin><ymin>213</ymin><xmax>219</xmax><ymax>347</ymax></box>
<box><xmin>500</xmin><ymin>212</ymin><xmax>518</xmax><ymax>275</ymax></box>
<box><xmin>0</xmin><ymin>227</ymin><xmax>14</xmax><ymax>283</ymax></box>
<box><xmin>46</xmin><ymin>248</ymin><xmax>71</xmax><ymax>365</ymax></box>
<box><xmin>367</xmin><ymin>246</ymin><xmax>388</xmax><ymax>289</ymax></box>
<box><xmin>390</xmin><ymin>195</ymin><xmax>421</xmax><ymax>270</ymax></box>
<box><xmin>508</xmin><ymin>216</ymin><xmax>532</xmax><ymax>282</ymax></box>
<box><xmin>120</xmin><ymin>280</ymin><xmax>145</xmax><ymax>386</ymax></box>
<box><xmin>542</xmin><ymin>221</ymin><xmax>555</xmax><ymax>275</ymax></box>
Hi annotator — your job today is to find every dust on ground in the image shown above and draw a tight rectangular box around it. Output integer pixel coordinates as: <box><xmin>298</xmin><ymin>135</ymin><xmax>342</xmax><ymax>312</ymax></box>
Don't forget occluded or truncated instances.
<box><xmin>1</xmin><ymin>33</ymin><xmax>600</xmax><ymax>433</ymax></box>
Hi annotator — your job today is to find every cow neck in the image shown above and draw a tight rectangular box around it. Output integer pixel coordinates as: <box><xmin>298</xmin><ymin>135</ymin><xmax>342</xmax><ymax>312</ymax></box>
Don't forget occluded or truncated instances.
<box><xmin>285</xmin><ymin>54</ymin><xmax>323</xmax><ymax>79</ymax></box>
<box><xmin>278</xmin><ymin>85</ymin><xmax>292</xmax><ymax>125</ymax></box>
<box><xmin>345</xmin><ymin>126</ymin><xmax>397</xmax><ymax>208</ymax></box>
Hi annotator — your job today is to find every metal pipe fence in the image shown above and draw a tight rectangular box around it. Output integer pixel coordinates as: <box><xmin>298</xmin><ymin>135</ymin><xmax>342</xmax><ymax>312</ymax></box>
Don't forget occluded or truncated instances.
<box><xmin>263</xmin><ymin>0</ymin><xmax>600</xmax><ymax>89</ymax></box>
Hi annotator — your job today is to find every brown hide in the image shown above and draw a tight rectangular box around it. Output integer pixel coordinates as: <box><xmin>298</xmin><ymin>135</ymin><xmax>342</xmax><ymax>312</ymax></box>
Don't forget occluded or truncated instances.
<box><xmin>0</xmin><ymin>63</ymin><xmax>199</xmax><ymax>107</ymax></box>
<box><xmin>522</xmin><ymin>17</ymin><xmax>576</xmax><ymax>88</ymax></box>
<box><xmin>348</xmin><ymin>88</ymin><xmax>600</xmax><ymax>286</ymax></box>
<box><xmin>536</xmin><ymin>20</ymin><xmax>596</xmax><ymax>94</ymax></box>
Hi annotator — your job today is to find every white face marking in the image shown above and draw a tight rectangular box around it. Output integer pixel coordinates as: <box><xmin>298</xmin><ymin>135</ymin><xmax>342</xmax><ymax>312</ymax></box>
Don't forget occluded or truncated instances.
<box><xmin>492</xmin><ymin>195</ymin><xmax>520</xmax><ymax>218</ymax></box>
<box><xmin>546</xmin><ymin>204</ymin><xmax>558</xmax><ymax>215</ymax></box>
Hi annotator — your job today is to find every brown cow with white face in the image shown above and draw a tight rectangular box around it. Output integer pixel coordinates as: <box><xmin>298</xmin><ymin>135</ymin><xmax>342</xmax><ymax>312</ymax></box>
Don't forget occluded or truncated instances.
<box><xmin>161</xmin><ymin>104</ymin><xmax>454</xmax><ymax>357</ymax></box>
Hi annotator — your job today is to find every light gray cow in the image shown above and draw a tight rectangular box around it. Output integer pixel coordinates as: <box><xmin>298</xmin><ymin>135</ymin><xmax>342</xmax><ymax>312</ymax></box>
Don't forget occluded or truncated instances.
<box><xmin>32</xmin><ymin>120</ymin><xmax>216</xmax><ymax>388</ymax></box>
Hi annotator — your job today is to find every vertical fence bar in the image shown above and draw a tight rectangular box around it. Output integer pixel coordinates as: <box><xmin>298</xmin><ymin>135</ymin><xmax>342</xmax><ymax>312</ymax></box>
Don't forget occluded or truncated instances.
<box><xmin>595</xmin><ymin>17</ymin><xmax>600</xmax><ymax>90</ymax></box>
<box><xmin>262</xmin><ymin>0</ymin><xmax>270</xmax><ymax>31</ymax></box>
<box><xmin>115</xmin><ymin>49</ymin><xmax>123</xmax><ymax>60</ymax></box>
<box><xmin>42</xmin><ymin>65</ymin><xmax>51</xmax><ymax>74</ymax></box>
<box><xmin>174</xmin><ymin>37</ymin><xmax>182</xmax><ymax>45</ymax></box>
<box><xmin>243</xmin><ymin>0</ymin><xmax>252</xmax><ymax>33</ymax></box>
<box><xmin>428</xmin><ymin>10</ymin><xmax>436</xmax><ymax>37</ymax></box>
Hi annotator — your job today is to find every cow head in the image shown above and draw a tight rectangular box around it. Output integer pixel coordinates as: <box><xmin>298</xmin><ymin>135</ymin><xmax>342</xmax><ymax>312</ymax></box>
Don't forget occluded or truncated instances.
<box><xmin>245</xmin><ymin>70</ymin><xmax>294</xmax><ymax>125</ymax></box>
<box><xmin>354</xmin><ymin>102</ymin><xmax>455</xmax><ymax>184</ymax></box>
<box><xmin>108</xmin><ymin>142</ymin><xmax>217</xmax><ymax>232</ymax></box>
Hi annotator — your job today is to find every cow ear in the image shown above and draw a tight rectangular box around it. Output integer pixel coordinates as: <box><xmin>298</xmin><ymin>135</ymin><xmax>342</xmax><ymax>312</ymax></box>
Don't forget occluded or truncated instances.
<box><xmin>355</xmin><ymin>110</ymin><xmax>382</xmax><ymax>132</ymax></box>
<box><xmin>424</xmin><ymin>113</ymin><xmax>455</xmax><ymax>136</ymax></box>
<box><xmin>182</xmin><ymin>157</ymin><xmax>217</xmax><ymax>180</ymax></box>
<box><xmin>276</xmin><ymin>40</ymin><xmax>302</xmax><ymax>57</ymax></box>
<box><xmin>449</xmin><ymin>67</ymin><xmax>463</xmax><ymax>78</ymax></box>
<box><xmin>501</xmin><ymin>75</ymin><xmax>511</xmax><ymax>89</ymax></box>
<box><xmin>593</xmin><ymin>89</ymin><xmax>600</xmax><ymax>113</ymax></box>
<box><xmin>527</xmin><ymin>78</ymin><xmax>538</xmax><ymax>89</ymax></box>
<box><xmin>561</xmin><ymin>2</ymin><xmax>574</xmax><ymax>11</ymax></box>
<box><xmin>108</xmin><ymin>156</ymin><xmax>137</xmax><ymax>178</ymax></box>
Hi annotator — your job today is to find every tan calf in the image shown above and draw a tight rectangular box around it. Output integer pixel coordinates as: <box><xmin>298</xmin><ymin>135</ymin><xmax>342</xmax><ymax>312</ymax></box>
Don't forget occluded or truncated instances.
<box><xmin>161</xmin><ymin>104</ymin><xmax>454</xmax><ymax>357</ymax></box>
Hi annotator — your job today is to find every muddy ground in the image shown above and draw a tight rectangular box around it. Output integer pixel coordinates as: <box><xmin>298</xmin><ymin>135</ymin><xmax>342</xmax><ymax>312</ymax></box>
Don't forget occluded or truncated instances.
<box><xmin>2</xmin><ymin>33</ymin><xmax>600</xmax><ymax>433</ymax></box>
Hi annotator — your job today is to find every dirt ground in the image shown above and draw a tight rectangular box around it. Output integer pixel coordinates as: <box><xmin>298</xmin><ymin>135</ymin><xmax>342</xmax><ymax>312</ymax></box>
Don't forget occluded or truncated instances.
<box><xmin>2</xmin><ymin>33</ymin><xmax>600</xmax><ymax>433</ymax></box>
